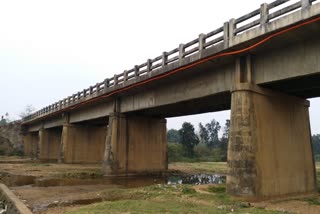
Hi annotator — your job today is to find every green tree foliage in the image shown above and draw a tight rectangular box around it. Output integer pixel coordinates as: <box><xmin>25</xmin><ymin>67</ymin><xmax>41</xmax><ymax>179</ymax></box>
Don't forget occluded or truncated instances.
<box><xmin>167</xmin><ymin>129</ymin><xmax>181</xmax><ymax>143</ymax></box>
<box><xmin>167</xmin><ymin>119</ymin><xmax>231</xmax><ymax>163</ymax></box>
<box><xmin>0</xmin><ymin>116</ymin><xmax>7</xmax><ymax>126</ymax></box>
<box><xmin>219</xmin><ymin>119</ymin><xmax>230</xmax><ymax>161</ymax></box>
<box><xmin>312</xmin><ymin>134</ymin><xmax>320</xmax><ymax>161</ymax></box>
<box><xmin>199</xmin><ymin>123</ymin><xmax>209</xmax><ymax>145</ymax></box>
<box><xmin>167</xmin><ymin>143</ymin><xmax>184</xmax><ymax>162</ymax></box>
<box><xmin>179</xmin><ymin>122</ymin><xmax>199</xmax><ymax>157</ymax></box>
<box><xmin>0</xmin><ymin>113</ymin><xmax>10</xmax><ymax>125</ymax></box>
<box><xmin>205</xmin><ymin>119</ymin><xmax>221</xmax><ymax>148</ymax></box>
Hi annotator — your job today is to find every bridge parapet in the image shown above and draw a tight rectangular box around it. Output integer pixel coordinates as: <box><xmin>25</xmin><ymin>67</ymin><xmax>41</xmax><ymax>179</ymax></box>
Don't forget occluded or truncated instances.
<box><xmin>23</xmin><ymin>0</ymin><xmax>320</xmax><ymax>123</ymax></box>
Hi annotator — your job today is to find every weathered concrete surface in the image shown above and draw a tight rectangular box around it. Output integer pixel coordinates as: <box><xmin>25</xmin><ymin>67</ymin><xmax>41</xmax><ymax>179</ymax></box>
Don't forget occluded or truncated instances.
<box><xmin>103</xmin><ymin>114</ymin><xmax>167</xmax><ymax>175</ymax></box>
<box><xmin>62</xmin><ymin>125</ymin><xmax>106</xmax><ymax>163</ymax></box>
<box><xmin>227</xmin><ymin>83</ymin><xmax>317</xmax><ymax>199</ymax></box>
<box><xmin>38</xmin><ymin>128</ymin><xmax>61</xmax><ymax>161</ymax></box>
<box><xmin>23</xmin><ymin>132</ymin><xmax>38</xmax><ymax>159</ymax></box>
<box><xmin>0</xmin><ymin>183</ymin><xmax>32</xmax><ymax>214</ymax></box>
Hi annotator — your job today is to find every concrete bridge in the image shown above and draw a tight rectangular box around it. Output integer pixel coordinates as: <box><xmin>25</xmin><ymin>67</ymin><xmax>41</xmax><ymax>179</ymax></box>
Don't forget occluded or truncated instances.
<box><xmin>22</xmin><ymin>0</ymin><xmax>320</xmax><ymax>199</ymax></box>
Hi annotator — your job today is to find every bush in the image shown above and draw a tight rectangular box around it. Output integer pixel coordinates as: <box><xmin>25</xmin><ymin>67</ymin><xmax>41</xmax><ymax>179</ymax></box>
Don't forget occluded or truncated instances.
<box><xmin>167</xmin><ymin>143</ymin><xmax>184</xmax><ymax>163</ymax></box>
<box><xmin>194</xmin><ymin>143</ymin><xmax>224</xmax><ymax>162</ymax></box>
<box><xmin>168</xmin><ymin>142</ymin><xmax>227</xmax><ymax>163</ymax></box>
<box><xmin>314</xmin><ymin>154</ymin><xmax>320</xmax><ymax>162</ymax></box>
<box><xmin>9</xmin><ymin>150</ymin><xmax>24</xmax><ymax>156</ymax></box>
<box><xmin>0</xmin><ymin>148</ymin><xmax>5</xmax><ymax>156</ymax></box>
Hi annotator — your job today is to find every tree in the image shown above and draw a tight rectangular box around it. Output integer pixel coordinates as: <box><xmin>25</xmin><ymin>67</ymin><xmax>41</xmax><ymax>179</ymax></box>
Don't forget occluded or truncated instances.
<box><xmin>205</xmin><ymin>119</ymin><xmax>221</xmax><ymax>148</ymax></box>
<box><xmin>179</xmin><ymin>122</ymin><xmax>199</xmax><ymax>157</ymax></box>
<box><xmin>220</xmin><ymin>119</ymin><xmax>230</xmax><ymax>161</ymax></box>
<box><xmin>167</xmin><ymin>129</ymin><xmax>181</xmax><ymax>143</ymax></box>
<box><xmin>0</xmin><ymin>116</ymin><xmax>6</xmax><ymax>126</ymax></box>
<box><xmin>19</xmin><ymin>105</ymin><xmax>36</xmax><ymax>119</ymax></box>
<box><xmin>312</xmin><ymin>134</ymin><xmax>320</xmax><ymax>161</ymax></box>
<box><xmin>199</xmin><ymin>123</ymin><xmax>209</xmax><ymax>145</ymax></box>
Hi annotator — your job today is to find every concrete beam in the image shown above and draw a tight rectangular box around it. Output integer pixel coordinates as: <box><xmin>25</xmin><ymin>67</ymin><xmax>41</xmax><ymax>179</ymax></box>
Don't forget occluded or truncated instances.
<box><xmin>253</xmin><ymin>36</ymin><xmax>320</xmax><ymax>84</ymax></box>
<box><xmin>69</xmin><ymin>102</ymin><xmax>113</xmax><ymax>123</ymax></box>
<box><xmin>120</xmin><ymin>63</ymin><xmax>233</xmax><ymax>113</ymax></box>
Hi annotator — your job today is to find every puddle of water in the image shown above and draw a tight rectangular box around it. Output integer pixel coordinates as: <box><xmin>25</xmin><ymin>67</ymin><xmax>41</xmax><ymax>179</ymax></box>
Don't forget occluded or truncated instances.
<box><xmin>0</xmin><ymin>171</ymin><xmax>225</xmax><ymax>188</ymax></box>
<box><xmin>168</xmin><ymin>174</ymin><xmax>226</xmax><ymax>185</ymax></box>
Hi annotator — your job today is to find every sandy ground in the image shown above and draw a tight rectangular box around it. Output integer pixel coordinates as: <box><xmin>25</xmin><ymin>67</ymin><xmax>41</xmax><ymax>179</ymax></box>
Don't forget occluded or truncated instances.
<box><xmin>0</xmin><ymin>158</ymin><xmax>320</xmax><ymax>213</ymax></box>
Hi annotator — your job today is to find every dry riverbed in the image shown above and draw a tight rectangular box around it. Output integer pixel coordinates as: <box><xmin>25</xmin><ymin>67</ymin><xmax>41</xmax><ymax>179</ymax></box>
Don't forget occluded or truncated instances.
<box><xmin>0</xmin><ymin>157</ymin><xmax>320</xmax><ymax>213</ymax></box>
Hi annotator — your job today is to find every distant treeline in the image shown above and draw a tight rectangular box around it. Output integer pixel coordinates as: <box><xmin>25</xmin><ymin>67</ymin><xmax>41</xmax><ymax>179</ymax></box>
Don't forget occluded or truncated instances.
<box><xmin>167</xmin><ymin>119</ymin><xmax>229</xmax><ymax>163</ymax></box>
<box><xmin>167</xmin><ymin>119</ymin><xmax>320</xmax><ymax>163</ymax></box>
<box><xmin>312</xmin><ymin>134</ymin><xmax>320</xmax><ymax>161</ymax></box>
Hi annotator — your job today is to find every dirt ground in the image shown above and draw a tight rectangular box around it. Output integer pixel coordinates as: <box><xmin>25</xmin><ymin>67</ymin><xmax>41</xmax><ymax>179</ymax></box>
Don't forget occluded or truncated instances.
<box><xmin>0</xmin><ymin>158</ymin><xmax>320</xmax><ymax>213</ymax></box>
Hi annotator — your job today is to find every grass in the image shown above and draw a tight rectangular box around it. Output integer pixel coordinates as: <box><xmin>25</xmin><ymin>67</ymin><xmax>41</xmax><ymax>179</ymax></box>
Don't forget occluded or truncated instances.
<box><xmin>304</xmin><ymin>197</ymin><xmax>320</xmax><ymax>205</ymax></box>
<box><xmin>67</xmin><ymin>184</ymin><xmax>283</xmax><ymax>214</ymax></box>
<box><xmin>63</xmin><ymin>161</ymin><xmax>320</xmax><ymax>213</ymax></box>
<box><xmin>169</xmin><ymin>162</ymin><xmax>228</xmax><ymax>174</ymax></box>
<box><xmin>58</xmin><ymin>169</ymin><xmax>104</xmax><ymax>179</ymax></box>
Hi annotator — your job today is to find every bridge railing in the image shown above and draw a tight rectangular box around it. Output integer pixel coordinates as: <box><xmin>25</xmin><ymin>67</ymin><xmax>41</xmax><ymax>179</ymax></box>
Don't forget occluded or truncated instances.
<box><xmin>23</xmin><ymin>0</ymin><xmax>318</xmax><ymax>122</ymax></box>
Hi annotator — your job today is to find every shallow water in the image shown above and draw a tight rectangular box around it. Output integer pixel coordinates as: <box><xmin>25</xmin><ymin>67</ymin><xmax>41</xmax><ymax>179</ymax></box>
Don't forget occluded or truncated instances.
<box><xmin>0</xmin><ymin>171</ymin><xmax>226</xmax><ymax>188</ymax></box>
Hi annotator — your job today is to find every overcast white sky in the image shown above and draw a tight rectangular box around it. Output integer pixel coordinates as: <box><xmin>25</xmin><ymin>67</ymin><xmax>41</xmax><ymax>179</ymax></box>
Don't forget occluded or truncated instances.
<box><xmin>0</xmin><ymin>0</ymin><xmax>319</xmax><ymax>134</ymax></box>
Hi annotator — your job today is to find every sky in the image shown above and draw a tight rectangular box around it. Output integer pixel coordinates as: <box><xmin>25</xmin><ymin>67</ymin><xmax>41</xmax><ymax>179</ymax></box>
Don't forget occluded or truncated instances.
<box><xmin>0</xmin><ymin>0</ymin><xmax>319</xmax><ymax>134</ymax></box>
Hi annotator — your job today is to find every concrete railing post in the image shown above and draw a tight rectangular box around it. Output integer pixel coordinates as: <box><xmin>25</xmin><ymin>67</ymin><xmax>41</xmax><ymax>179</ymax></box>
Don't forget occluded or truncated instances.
<box><xmin>147</xmin><ymin>59</ymin><xmax>152</xmax><ymax>77</ymax></box>
<box><xmin>96</xmin><ymin>83</ymin><xmax>100</xmax><ymax>92</ymax></box>
<box><xmin>260</xmin><ymin>3</ymin><xmax>269</xmax><ymax>33</ymax></box>
<box><xmin>104</xmin><ymin>78</ymin><xmax>109</xmax><ymax>92</ymax></box>
<box><xmin>134</xmin><ymin>65</ymin><xmax>139</xmax><ymax>78</ymax></box>
<box><xmin>123</xmin><ymin>70</ymin><xmax>128</xmax><ymax>82</ymax></box>
<box><xmin>229</xmin><ymin>18</ymin><xmax>236</xmax><ymax>46</ymax></box>
<box><xmin>114</xmin><ymin>74</ymin><xmax>118</xmax><ymax>86</ymax></box>
<box><xmin>223</xmin><ymin>22</ymin><xmax>229</xmax><ymax>49</ymax></box>
<box><xmin>301</xmin><ymin>0</ymin><xmax>311</xmax><ymax>18</ymax></box>
<box><xmin>178</xmin><ymin>44</ymin><xmax>185</xmax><ymax>62</ymax></box>
<box><xmin>302</xmin><ymin>0</ymin><xmax>311</xmax><ymax>8</ymax></box>
<box><xmin>198</xmin><ymin>33</ymin><xmax>206</xmax><ymax>55</ymax></box>
<box><xmin>162</xmin><ymin>52</ymin><xmax>168</xmax><ymax>67</ymax></box>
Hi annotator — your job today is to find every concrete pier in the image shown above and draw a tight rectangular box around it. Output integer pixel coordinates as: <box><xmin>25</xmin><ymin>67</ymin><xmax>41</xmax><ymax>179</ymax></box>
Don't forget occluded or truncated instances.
<box><xmin>103</xmin><ymin>114</ymin><xmax>167</xmax><ymax>175</ymax></box>
<box><xmin>23</xmin><ymin>132</ymin><xmax>38</xmax><ymax>159</ymax></box>
<box><xmin>61</xmin><ymin>124</ymin><xmax>106</xmax><ymax>164</ymax></box>
<box><xmin>38</xmin><ymin>128</ymin><xmax>61</xmax><ymax>161</ymax></box>
<box><xmin>227</xmin><ymin>83</ymin><xmax>317</xmax><ymax>199</ymax></box>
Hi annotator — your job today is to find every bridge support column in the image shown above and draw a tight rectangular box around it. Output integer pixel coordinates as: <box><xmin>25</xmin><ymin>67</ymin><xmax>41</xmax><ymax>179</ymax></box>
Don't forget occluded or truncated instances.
<box><xmin>61</xmin><ymin>124</ymin><xmax>106</xmax><ymax>163</ymax></box>
<box><xmin>103</xmin><ymin>113</ymin><xmax>167</xmax><ymax>175</ymax></box>
<box><xmin>38</xmin><ymin>128</ymin><xmax>61</xmax><ymax>161</ymax></box>
<box><xmin>227</xmin><ymin>83</ymin><xmax>317</xmax><ymax>199</ymax></box>
<box><xmin>23</xmin><ymin>132</ymin><xmax>38</xmax><ymax>160</ymax></box>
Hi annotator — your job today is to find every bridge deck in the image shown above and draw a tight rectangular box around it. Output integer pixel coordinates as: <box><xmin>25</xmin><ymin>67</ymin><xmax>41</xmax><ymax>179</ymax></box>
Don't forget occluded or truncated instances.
<box><xmin>23</xmin><ymin>0</ymin><xmax>320</xmax><ymax>124</ymax></box>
